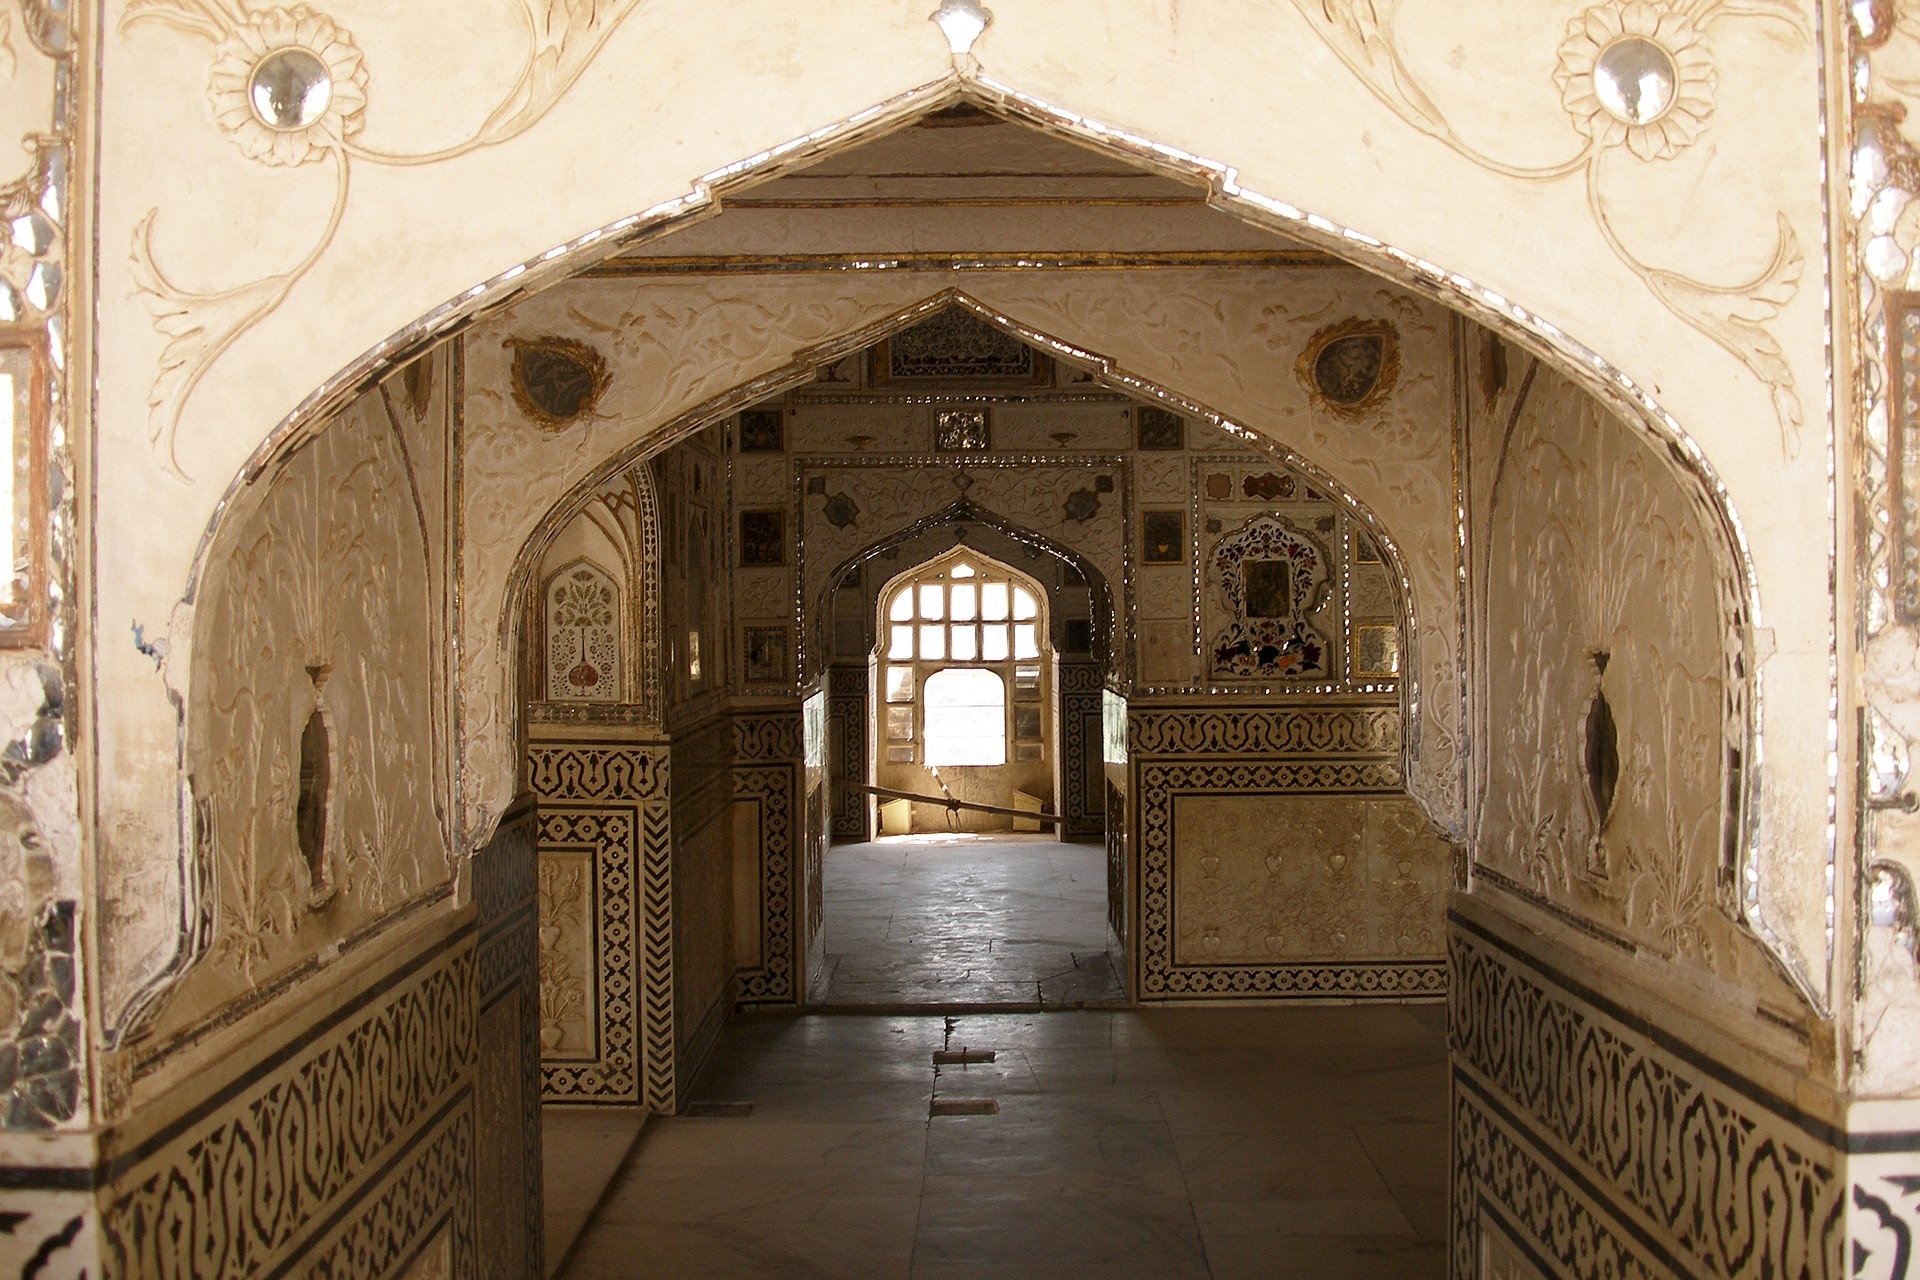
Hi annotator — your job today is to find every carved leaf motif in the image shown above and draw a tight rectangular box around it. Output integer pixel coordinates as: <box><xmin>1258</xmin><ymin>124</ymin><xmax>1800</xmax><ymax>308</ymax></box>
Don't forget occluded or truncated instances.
<box><xmin>474</xmin><ymin>0</ymin><xmax>645</xmax><ymax>147</ymax></box>
<box><xmin>118</xmin><ymin>0</ymin><xmax>231</xmax><ymax>41</ymax></box>
<box><xmin>0</xmin><ymin>9</ymin><xmax>14</xmax><ymax>79</ymax></box>
<box><xmin>130</xmin><ymin>211</ymin><xmax>296</xmax><ymax>479</ymax></box>
<box><xmin>1302</xmin><ymin>0</ymin><xmax>1454</xmax><ymax>142</ymax></box>
<box><xmin>1639</xmin><ymin>213</ymin><xmax>1805</xmax><ymax>448</ymax></box>
<box><xmin>1692</xmin><ymin>0</ymin><xmax>1812</xmax><ymax>40</ymax></box>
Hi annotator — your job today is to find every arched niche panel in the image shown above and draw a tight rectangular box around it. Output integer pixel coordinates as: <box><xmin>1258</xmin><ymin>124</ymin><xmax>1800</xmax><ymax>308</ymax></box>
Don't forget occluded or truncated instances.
<box><xmin>541</xmin><ymin>560</ymin><xmax>623</xmax><ymax>703</ymax></box>
<box><xmin>518</xmin><ymin>462</ymin><xmax>663</xmax><ymax>731</ymax></box>
<box><xmin>1475</xmin><ymin>357</ymin><xmax>1791</xmax><ymax>1005</ymax></box>
<box><xmin>156</xmin><ymin>374</ymin><xmax>449</xmax><ymax>1045</ymax></box>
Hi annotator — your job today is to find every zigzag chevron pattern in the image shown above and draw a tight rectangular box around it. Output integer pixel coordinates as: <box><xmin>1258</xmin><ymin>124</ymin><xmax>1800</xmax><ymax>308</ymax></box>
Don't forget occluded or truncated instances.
<box><xmin>732</xmin><ymin>764</ymin><xmax>795</xmax><ymax>1003</ymax></box>
<box><xmin>638</xmin><ymin>793</ymin><xmax>676</xmax><ymax>1113</ymax></box>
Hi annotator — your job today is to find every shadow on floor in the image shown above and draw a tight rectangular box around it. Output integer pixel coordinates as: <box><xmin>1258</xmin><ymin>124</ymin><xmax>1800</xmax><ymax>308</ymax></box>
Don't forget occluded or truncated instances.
<box><xmin>559</xmin><ymin>1006</ymin><xmax>1449</xmax><ymax>1280</ymax></box>
<box><xmin>817</xmin><ymin>834</ymin><xmax>1126</xmax><ymax>1007</ymax></box>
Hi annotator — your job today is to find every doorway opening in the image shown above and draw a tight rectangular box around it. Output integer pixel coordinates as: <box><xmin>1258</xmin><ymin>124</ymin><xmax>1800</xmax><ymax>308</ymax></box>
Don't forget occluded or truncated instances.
<box><xmin>816</xmin><ymin>542</ymin><xmax>1124</xmax><ymax>1006</ymax></box>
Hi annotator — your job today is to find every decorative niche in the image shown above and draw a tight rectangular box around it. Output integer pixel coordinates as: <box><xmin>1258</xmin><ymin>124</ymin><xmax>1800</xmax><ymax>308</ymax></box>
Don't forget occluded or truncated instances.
<box><xmin>871</xmin><ymin>306</ymin><xmax>1051</xmax><ymax>387</ymax></box>
<box><xmin>508</xmin><ymin>334</ymin><xmax>610</xmax><ymax>429</ymax></box>
<box><xmin>544</xmin><ymin>561</ymin><xmax>622</xmax><ymax>701</ymax></box>
<box><xmin>1297</xmin><ymin>318</ymin><xmax>1399</xmax><ymax>417</ymax></box>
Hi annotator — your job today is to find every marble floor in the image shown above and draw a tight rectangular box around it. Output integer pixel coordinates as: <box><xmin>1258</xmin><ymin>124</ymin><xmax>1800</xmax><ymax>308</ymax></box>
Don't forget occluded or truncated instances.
<box><xmin>558</xmin><ymin>1005</ymin><xmax>1448</xmax><ymax>1279</ymax></box>
<box><xmin>816</xmin><ymin>834</ymin><xmax>1126</xmax><ymax>1006</ymax></box>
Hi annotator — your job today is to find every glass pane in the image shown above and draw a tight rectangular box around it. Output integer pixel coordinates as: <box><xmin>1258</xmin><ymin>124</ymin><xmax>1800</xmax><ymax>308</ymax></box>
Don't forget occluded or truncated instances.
<box><xmin>982</xmin><ymin>583</ymin><xmax>1009</xmax><ymax>621</ymax></box>
<box><xmin>918</xmin><ymin>584</ymin><xmax>945</xmax><ymax>620</ymax></box>
<box><xmin>886</xmin><ymin>745</ymin><xmax>915</xmax><ymax>763</ymax></box>
<box><xmin>1014</xmin><ymin>623</ymin><xmax>1038</xmax><ymax>659</ymax></box>
<box><xmin>1014</xmin><ymin>664</ymin><xmax>1040</xmax><ymax>695</ymax></box>
<box><xmin>919</xmin><ymin>624</ymin><xmax>946</xmax><ymax>660</ymax></box>
<box><xmin>888</xmin><ymin>591</ymin><xmax>913</xmax><ymax>621</ymax></box>
<box><xmin>1012</xmin><ymin>587</ymin><xmax>1037</xmax><ymax>620</ymax></box>
<box><xmin>982</xmin><ymin>625</ymin><xmax>1009</xmax><ymax>661</ymax></box>
<box><xmin>923</xmin><ymin>669</ymin><xmax>1007</xmax><ymax>766</ymax></box>
<box><xmin>949</xmin><ymin>627</ymin><xmax>978</xmax><ymax>661</ymax></box>
<box><xmin>888</xmin><ymin>624</ymin><xmax>914</xmax><ymax>660</ymax></box>
<box><xmin>950</xmin><ymin>583</ymin><xmax>977</xmax><ymax>621</ymax></box>
<box><xmin>1014</xmin><ymin>742</ymin><xmax>1042</xmax><ymax>761</ymax></box>
<box><xmin>949</xmin><ymin>562</ymin><xmax>975</xmax><ymax>578</ymax></box>
<box><xmin>886</xmin><ymin>665</ymin><xmax>914</xmax><ymax>702</ymax></box>
<box><xmin>887</xmin><ymin>706</ymin><xmax>914</xmax><ymax>740</ymax></box>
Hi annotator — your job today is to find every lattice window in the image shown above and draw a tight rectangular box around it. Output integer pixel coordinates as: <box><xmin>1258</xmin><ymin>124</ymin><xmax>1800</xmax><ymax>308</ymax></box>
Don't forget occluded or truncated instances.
<box><xmin>879</xmin><ymin>551</ymin><xmax>1048</xmax><ymax>765</ymax></box>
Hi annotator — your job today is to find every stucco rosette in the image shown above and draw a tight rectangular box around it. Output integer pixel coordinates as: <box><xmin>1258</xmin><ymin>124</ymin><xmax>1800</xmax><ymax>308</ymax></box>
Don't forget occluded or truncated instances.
<box><xmin>206</xmin><ymin>6</ymin><xmax>368</xmax><ymax>168</ymax></box>
<box><xmin>1555</xmin><ymin>2</ymin><xmax>1715</xmax><ymax>162</ymax></box>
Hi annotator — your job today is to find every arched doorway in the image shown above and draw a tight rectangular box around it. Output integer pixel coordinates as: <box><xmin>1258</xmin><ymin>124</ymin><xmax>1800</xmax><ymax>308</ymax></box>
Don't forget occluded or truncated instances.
<box><xmin>75</xmin><ymin>47</ymin><xmax>1836</xmax><ymax>1278</ymax></box>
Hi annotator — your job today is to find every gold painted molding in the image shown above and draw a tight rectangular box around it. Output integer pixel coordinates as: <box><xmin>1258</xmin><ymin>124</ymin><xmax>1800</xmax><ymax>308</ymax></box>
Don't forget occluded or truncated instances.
<box><xmin>583</xmin><ymin>249</ymin><xmax>1349</xmax><ymax>276</ymax></box>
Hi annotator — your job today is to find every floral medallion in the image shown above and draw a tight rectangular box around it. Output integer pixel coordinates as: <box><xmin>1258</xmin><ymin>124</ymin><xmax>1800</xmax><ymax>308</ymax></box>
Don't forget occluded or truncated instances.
<box><xmin>207</xmin><ymin>7</ymin><xmax>368</xmax><ymax>168</ymax></box>
<box><xmin>1556</xmin><ymin>2</ymin><xmax>1715</xmax><ymax>161</ymax></box>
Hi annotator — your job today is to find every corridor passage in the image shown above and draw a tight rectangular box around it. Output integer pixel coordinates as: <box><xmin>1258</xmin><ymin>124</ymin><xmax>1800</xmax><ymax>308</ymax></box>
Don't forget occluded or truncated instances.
<box><xmin>817</xmin><ymin>835</ymin><xmax>1125</xmax><ymax>1005</ymax></box>
<box><xmin>558</xmin><ymin>1006</ymin><xmax>1448</xmax><ymax>1279</ymax></box>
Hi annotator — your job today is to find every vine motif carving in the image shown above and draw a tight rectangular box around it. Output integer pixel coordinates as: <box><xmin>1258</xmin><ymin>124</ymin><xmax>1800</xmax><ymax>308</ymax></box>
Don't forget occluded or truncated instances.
<box><xmin>534</xmin><ymin>859</ymin><xmax>588</xmax><ymax>1052</ymax></box>
<box><xmin>1450</xmin><ymin>922</ymin><xmax>1842</xmax><ymax>1280</ymax></box>
<box><xmin>121</xmin><ymin>0</ymin><xmax>646</xmax><ymax>478</ymax></box>
<box><xmin>100</xmin><ymin>942</ymin><xmax>478</xmax><ymax>1279</ymax></box>
<box><xmin>1479</xmin><ymin>366</ymin><xmax>1755</xmax><ymax>978</ymax></box>
<box><xmin>187</xmin><ymin>393</ymin><xmax>444</xmax><ymax>1013</ymax></box>
<box><xmin>1292</xmin><ymin>0</ymin><xmax>1810</xmax><ymax>450</ymax></box>
<box><xmin>1128</xmin><ymin>704</ymin><xmax>1401</xmax><ymax>756</ymax></box>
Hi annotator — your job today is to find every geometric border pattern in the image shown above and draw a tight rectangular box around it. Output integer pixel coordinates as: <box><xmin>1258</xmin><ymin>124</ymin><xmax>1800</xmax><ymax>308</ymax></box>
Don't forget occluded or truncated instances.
<box><xmin>1135</xmin><ymin>752</ymin><xmax>1437</xmax><ymax>999</ymax></box>
<box><xmin>1060</xmin><ymin>662</ymin><xmax>1105</xmax><ymax>840</ymax></box>
<box><xmin>827</xmin><ymin>667</ymin><xmax>868</xmax><ymax>841</ymax></box>
<box><xmin>734</xmin><ymin>711</ymin><xmax>802</xmax><ymax>1003</ymax></box>
<box><xmin>1129</xmin><ymin>702</ymin><xmax>1402</xmax><ymax>756</ymax></box>
<box><xmin>1449</xmin><ymin>914</ymin><xmax>1843</xmax><ymax>1279</ymax></box>
<box><xmin>528</xmin><ymin>741</ymin><xmax>674</xmax><ymax>1110</ymax></box>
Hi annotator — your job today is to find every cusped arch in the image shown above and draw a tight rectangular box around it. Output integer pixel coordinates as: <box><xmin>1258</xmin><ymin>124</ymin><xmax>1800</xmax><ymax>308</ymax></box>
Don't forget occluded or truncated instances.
<box><xmin>816</xmin><ymin>498</ymin><xmax>1113</xmax><ymax>676</ymax></box>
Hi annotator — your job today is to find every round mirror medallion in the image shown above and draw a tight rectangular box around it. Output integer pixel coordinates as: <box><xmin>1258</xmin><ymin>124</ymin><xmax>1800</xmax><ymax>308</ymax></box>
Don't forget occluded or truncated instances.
<box><xmin>248</xmin><ymin>48</ymin><xmax>333</xmax><ymax>130</ymax></box>
<box><xmin>1592</xmin><ymin>36</ymin><xmax>1677</xmax><ymax>125</ymax></box>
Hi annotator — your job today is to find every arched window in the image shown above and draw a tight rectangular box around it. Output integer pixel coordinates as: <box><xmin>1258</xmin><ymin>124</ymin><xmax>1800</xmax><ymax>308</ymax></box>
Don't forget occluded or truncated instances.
<box><xmin>879</xmin><ymin>552</ymin><xmax>1047</xmax><ymax>766</ymax></box>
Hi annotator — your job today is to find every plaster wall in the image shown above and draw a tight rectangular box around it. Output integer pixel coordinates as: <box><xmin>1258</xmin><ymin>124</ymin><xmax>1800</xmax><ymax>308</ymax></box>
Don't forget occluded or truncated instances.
<box><xmin>1472</xmin><ymin>357</ymin><xmax>1800</xmax><ymax>1026</ymax></box>
<box><xmin>154</xmin><ymin>354</ymin><xmax>455</xmax><ymax>1044</ymax></box>
<box><xmin>82</xmin><ymin>1</ymin><xmax>1840</xmax><ymax>1037</ymax></box>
